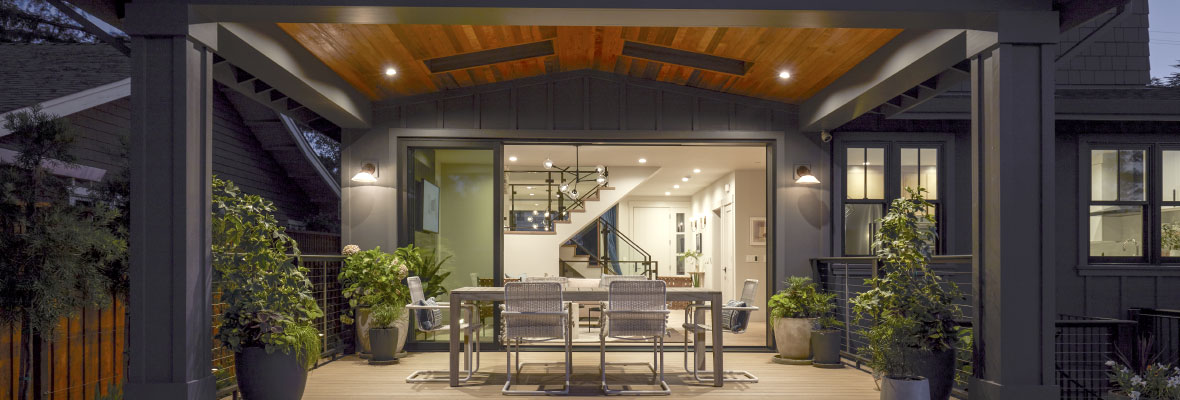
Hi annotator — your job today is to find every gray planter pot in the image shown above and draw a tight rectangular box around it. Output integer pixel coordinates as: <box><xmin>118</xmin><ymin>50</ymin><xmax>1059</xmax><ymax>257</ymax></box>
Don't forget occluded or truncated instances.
<box><xmin>810</xmin><ymin>330</ymin><xmax>842</xmax><ymax>366</ymax></box>
<box><xmin>903</xmin><ymin>348</ymin><xmax>955</xmax><ymax>400</ymax></box>
<box><xmin>880</xmin><ymin>376</ymin><xmax>929</xmax><ymax>400</ymax></box>
<box><xmin>369</xmin><ymin>327</ymin><xmax>399</xmax><ymax>364</ymax></box>
<box><xmin>773</xmin><ymin>317</ymin><xmax>815</xmax><ymax>360</ymax></box>
<box><xmin>234</xmin><ymin>346</ymin><xmax>308</xmax><ymax>400</ymax></box>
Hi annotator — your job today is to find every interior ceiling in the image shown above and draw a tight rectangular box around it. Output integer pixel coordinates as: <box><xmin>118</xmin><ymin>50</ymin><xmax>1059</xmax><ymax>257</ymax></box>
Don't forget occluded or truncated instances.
<box><xmin>503</xmin><ymin>145</ymin><xmax>766</xmax><ymax>198</ymax></box>
<box><xmin>279</xmin><ymin>24</ymin><xmax>902</xmax><ymax>104</ymax></box>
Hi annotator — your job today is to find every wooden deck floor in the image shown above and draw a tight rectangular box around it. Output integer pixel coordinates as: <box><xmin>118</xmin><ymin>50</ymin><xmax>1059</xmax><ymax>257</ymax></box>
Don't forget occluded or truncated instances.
<box><xmin>303</xmin><ymin>351</ymin><xmax>881</xmax><ymax>399</ymax></box>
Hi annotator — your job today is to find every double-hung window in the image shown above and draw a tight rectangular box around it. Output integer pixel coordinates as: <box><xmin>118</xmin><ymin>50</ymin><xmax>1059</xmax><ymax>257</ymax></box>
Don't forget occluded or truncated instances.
<box><xmin>842</xmin><ymin>144</ymin><xmax>942</xmax><ymax>256</ymax></box>
<box><xmin>1087</xmin><ymin>146</ymin><xmax>1180</xmax><ymax>263</ymax></box>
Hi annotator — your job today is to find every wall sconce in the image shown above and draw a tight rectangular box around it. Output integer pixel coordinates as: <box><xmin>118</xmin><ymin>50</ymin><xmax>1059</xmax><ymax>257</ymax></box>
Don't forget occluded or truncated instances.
<box><xmin>794</xmin><ymin>164</ymin><xmax>820</xmax><ymax>184</ymax></box>
<box><xmin>351</xmin><ymin>162</ymin><xmax>378</xmax><ymax>183</ymax></box>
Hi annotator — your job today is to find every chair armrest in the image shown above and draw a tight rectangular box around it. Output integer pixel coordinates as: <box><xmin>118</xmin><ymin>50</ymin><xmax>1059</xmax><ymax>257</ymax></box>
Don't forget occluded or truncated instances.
<box><xmin>501</xmin><ymin>311</ymin><xmax>569</xmax><ymax>316</ymax></box>
<box><xmin>602</xmin><ymin>310</ymin><xmax>671</xmax><ymax>315</ymax></box>
<box><xmin>723</xmin><ymin>306</ymin><xmax>759</xmax><ymax>311</ymax></box>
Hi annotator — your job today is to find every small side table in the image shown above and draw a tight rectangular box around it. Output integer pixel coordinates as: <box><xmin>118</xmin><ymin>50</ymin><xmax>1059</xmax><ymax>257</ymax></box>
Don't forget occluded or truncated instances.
<box><xmin>688</xmin><ymin>271</ymin><xmax>706</xmax><ymax>288</ymax></box>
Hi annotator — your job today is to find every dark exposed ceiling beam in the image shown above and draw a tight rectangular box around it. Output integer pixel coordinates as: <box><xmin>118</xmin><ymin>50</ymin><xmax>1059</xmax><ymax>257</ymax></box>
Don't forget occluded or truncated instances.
<box><xmin>424</xmin><ymin>40</ymin><xmax>555</xmax><ymax>73</ymax></box>
<box><xmin>621</xmin><ymin>41</ymin><xmax>749</xmax><ymax>76</ymax></box>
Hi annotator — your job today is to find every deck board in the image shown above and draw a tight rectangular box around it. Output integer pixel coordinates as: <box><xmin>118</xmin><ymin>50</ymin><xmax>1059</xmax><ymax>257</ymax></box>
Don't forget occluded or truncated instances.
<box><xmin>303</xmin><ymin>352</ymin><xmax>880</xmax><ymax>399</ymax></box>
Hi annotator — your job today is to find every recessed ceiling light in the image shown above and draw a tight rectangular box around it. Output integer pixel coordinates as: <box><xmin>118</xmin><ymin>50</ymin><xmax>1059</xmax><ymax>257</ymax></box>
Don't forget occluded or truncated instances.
<box><xmin>534</xmin><ymin>203</ymin><xmax>539</xmax><ymax>206</ymax></box>
<box><xmin>529</xmin><ymin>193</ymin><xmax>535</xmax><ymax>196</ymax></box>
<box><xmin>638</xmin><ymin>158</ymin><xmax>647</xmax><ymax>164</ymax></box>
<box><xmin>385</xmin><ymin>67</ymin><xmax>398</xmax><ymax>76</ymax></box>
<box><xmin>778</xmin><ymin>70</ymin><xmax>790</xmax><ymax>79</ymax></box>
<box><xmin>526</xmin><ymin>186</ymin><xmax>534</xmax><ymax>189</ymax></box>
<box><xmin>509</xmin><ymin>156</ymin><xmax>518</xmax><ymax>162</ymax></box>
<box><xmin>681</xmin><ymin>176</ymin><xmax>690</xmax><ymax>182</ymax></box>
<box><xmin>692</xmin><ymin>168</ymin><xmax>701</xmax><ymax>173</ymax></box>
<box><xmin>673</xmin><ymin>184</ymin><xmax>680</xmax><ymax>189</ymax></box>
<box><xmin>664</xmin><ymin>191</ymin><xmax>671</xmax><ymax>196</ymax></box>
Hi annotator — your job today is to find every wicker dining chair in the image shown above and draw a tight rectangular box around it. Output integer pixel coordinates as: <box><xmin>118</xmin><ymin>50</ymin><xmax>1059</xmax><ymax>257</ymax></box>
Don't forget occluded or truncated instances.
<box><xmin>404</xmin><ymin>276</ymin><xmax>483</xmax><ymax>383</ymax></box>
<box><xmin>681</xmin><ymin>279</ymin><xmax>760</xmax><ymax>383</ymax></box>
<box><xmin>502</xmin><ymin>282</ymin><xmax>572</xmax><ymax>395</ymax></box>
<box><xmin>599</xmin><ymin>280</ymin><xmax>671</xmax><ymax>395</ymax></box>
<box><xmin>586</xmin><ymin>275</ymin><xmax>647</xmax><ymax>332</ymax></box>
<box><xmin>522</xmin><ymin>276</ymin><xmax>577</xmax><ymax>335</ymax></box>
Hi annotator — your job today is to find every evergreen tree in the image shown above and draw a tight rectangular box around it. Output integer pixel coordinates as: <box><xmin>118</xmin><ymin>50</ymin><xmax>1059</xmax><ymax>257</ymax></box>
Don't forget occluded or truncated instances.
<box><xmin>1149</xmin><ymin>60</ymin><xmax>1180</xmax><ymax>88</ymax></box>
<box><xmin>0</xmin><ymin>106</ymin><xmax>125</xmax><ymax>399</ymax></box>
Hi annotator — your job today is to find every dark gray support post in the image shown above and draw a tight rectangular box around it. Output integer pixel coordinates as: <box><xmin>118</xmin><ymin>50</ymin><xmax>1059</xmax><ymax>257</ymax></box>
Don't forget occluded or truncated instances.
<box><xmin>124</xmin><ymin>4</ymin><xmax>217</xmax><ymax>399</ymax></box>
<box><xmin>968</xmin><ymin>12</ymin><xmax>1059</xmax><ymax>400</ymax></box>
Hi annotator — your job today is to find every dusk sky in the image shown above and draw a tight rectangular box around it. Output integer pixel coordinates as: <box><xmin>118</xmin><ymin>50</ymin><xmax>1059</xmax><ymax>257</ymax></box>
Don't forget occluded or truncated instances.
<box><xmin>1150</xmin><ymin>0</ymin><xmax>1180</xmax><ymax>79</ymax></box>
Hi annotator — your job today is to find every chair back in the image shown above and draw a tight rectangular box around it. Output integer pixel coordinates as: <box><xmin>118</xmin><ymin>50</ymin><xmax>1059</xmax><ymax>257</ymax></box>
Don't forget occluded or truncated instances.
<box><xmin>523</xmin><ymin>276</ymin><xmax>568</xmax><ymax>288</ymax></box>
<box><xmin>503</xmin><ymin>282</ymin><xmax>565</xmax><ymax>339</ymax></box>
<box><xmin>739</xmin><ymin>279</ymin><xmax>759</xmax><ymax>304</ymax></box>
<box><xmin>408</xmin><ymin>276</ymin><xmax>426</xmax><ymax>303</ymax></box>
<box><xmin>605</xmin><ymin>280</ymin><xmax>667</xmax><ymax>338</ymax></box>
<box><xmin>598</xmin><ymin>274</ymin><xmax>646</xmax><ymax>288</ymax></box>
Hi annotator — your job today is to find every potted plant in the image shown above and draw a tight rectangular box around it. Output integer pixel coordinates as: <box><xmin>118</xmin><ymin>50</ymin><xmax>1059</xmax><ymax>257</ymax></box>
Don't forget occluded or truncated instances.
<box><xmin>212</xmin><ymin>178</ymin><xmax>322</xmax><ymax>400</ymax></box>
<box><xmin>678</xmin><ymin>250</ymin><xmax>703</xmax><ymax>287</ymax></box>
<box><xmin>810</xmin><ymin>291</ymin><xmax>844</xmax><ymax>368</ymax></box>
<box><xmin>1105</xmin><ymin>358</ymin><xmax>1180</xmax><ymax>400</ymax></box>
<box><xmin>768</xmin><ymin>276</ymin><xmax>828</xmax><ymax>363</ymax></box>
<box><xmin>1163</xmin><ymin>223</ymin><xmax>1180</xmax><ymax>257</ymax></box>
<box><xmin>851</xmin><ymin>187</ymin><xmax>963</xmax><ymax>400</ymax></box>
<box><xmin>340</xmin><ymin>246</ymin><xmax>410</xmax><ymax>364</ymax></box>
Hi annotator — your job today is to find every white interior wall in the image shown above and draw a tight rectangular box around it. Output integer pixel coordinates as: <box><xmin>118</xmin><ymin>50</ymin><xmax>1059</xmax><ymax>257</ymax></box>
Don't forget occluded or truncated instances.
<box><xmin>617</xmin><ymin>197</ymin><xmax>691</xmax><ymax>276</ymax></box>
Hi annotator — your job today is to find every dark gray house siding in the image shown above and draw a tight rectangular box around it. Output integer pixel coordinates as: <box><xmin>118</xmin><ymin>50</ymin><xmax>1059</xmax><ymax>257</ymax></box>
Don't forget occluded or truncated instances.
<box><xmin>1055</xmin><ymin>0</ymin><xmax>1151</xmax><ymax>86</ymax></box>
<box><xmin>371</xmin><ymin>70</ymin><xmax>797</xmax><ymax>132</ymax></box>
<box><xmin>0</xmin><ymin>90</ymin><xmax>322</xmax><ymax>226</ymax></box>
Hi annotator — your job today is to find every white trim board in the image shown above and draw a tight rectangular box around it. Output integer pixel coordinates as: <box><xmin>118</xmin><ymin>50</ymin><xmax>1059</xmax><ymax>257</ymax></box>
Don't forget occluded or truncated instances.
<box><xmin>0</xmin><ymin>78</ymin><xmax>131</xmax><ymax>137</ymax></box>
<box><xmin>0</xmin><ymin>148</ymin><xmax>107</xmax><ymax>182</ymax></box>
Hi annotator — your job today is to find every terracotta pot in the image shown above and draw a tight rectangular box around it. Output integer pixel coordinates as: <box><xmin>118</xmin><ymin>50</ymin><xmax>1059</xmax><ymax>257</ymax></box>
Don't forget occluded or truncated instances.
<box><xmin>773</xmin><ymin>317</ymin><xmax>814</xmax><ymax>360</ymax></box>
<box><xmin>234</xmin><ymin>346</ymin><xmax>308</xmax><ymax>400</ymax></box>
<box><xmin>880</xmin><ymin>375</ymin><xmax>930</xmax><ymax>400</ymax></box>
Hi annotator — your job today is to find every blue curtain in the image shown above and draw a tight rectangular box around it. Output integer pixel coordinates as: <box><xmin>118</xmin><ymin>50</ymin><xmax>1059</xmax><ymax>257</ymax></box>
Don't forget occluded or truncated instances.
<box><xmin>603</xmin><ymin>205</ymin><xmax>621</xmax><ymax>274</ymax></box>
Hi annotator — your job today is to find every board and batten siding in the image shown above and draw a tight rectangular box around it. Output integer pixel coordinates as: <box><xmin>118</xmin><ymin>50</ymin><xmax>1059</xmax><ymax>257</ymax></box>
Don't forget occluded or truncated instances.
<box><xmin>371</xmin><ymin>70</ymin><xmax>797</xmax><ymax>132</ymax></box>
<box><xmin>1054</xmin><ymin>121</ymin><xmax>1180</xmax><ymax>320</ymax></box>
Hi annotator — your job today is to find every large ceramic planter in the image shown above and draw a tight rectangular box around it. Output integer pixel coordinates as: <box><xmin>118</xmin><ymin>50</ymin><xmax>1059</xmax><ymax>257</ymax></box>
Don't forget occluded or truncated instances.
<box><xmin>394</xmin><ymin>311</ymin><xmax>409</xmax><ymax>355</ymax></box>
<box><xmin>903</xmin><ymin>347</ymin><xmax>956</xmax><ymax>400</ymax></box>
<box><xmin>880</xmin><ymin>375</ymin><xmax>929</xmax><ymax>400</ymax></box>
<box><xmin>773</xmin><ymin>317</ymin><xmax>815</xmax><ymax>360</ymax></box>
<box><xmin>355</xmin><ymin>306</ymin><xmax>373</xmax><ymax>356</ymax></box>
<box><xmin>369</xmin><ymin>327</ymin><xmax>399</xmax><ymax>364</ymax></box>
<box><xmin>810</xmin><ymin>330</ymin><xmax>842</xmax><ymax>367</ymax></box>
<box><xmin>1170</xmin><ymin>249</ymin><xmax>1180</xmax><ymax>257</ymax></box>
<box><xmin>234</xmin><ymin>346</ymin><xmax>308</xmax><ymax>400</ymax></box>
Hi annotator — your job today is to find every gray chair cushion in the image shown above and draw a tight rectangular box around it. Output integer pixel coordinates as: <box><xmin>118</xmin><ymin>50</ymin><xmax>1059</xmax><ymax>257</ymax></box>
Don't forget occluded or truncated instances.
<box><xmin>721</xmin><ymin>300</ymin><xmax>750</xmax><ymax>333</ymax></box>
<box><xmin>414</xmin><ymin>297</ymin><xmax>444</xmax><ymax>331</ymax></box>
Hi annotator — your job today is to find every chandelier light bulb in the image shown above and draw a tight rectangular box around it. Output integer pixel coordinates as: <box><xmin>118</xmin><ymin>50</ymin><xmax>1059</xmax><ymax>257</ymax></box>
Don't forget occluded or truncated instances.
<box><xmin>543</xmin><ymin>158</ymin><xmax>554</xmax><ymax>169</ymax></box>
<box><xmin>595</xmin><ymin>164</ymin><xmax>605</xmax><ymax>174</ymax></box>
<box><xmin>596</xmin><ymin>175</ymin><xmax>607</xmax><ymax>184</ymax></box>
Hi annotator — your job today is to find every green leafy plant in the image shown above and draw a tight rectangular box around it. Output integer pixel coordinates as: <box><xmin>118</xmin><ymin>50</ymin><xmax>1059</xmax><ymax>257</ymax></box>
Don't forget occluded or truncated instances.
<box><xmin>768</xmin><ymin>276</ymin><xmax>835</xmax><ymax>320</ymax></box>
<box><xmin>850</xmin><ymin>187</ymin><xmax>964</xmax><ymax>378</ymax></box>
<box><xmin>1107</xmin><ymin>359</ymin><xmax>1180</xmax><ymax>400</ymax></box>
<box><xmin>678</xmin><ymin>250</ymin><xmax>703</xmax><ymax>270</ymax></box>
<box><xmin>394</xmin><ymin>244</ymin><xmax>451</xmax><ymax>300</ymax></box>
<box><xmin>339</xmin><ymin>246</ymin><xmax>410</xmax><ymax>328</ymax></box>
<box><xmin>0</xmin><ymin>106</ymin><xmax>125</xmax><ymax>399</ymax></box>
<box><xmin>1162</xmin><ymin>223</ymin><xmax>1180</xmax><ymax>253</ymax></box>
<box><xmin>212</xmin><ymin>177</ymin><xmax>323</xmax><ymax>370</ymax></box>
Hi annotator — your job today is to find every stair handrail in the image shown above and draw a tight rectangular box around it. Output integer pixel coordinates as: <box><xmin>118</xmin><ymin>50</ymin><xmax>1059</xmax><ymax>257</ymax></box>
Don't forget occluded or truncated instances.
<box><xmin>595</xmin><ymin>216</ymin><xmax>657</xmax><ymax>279</ymax></box>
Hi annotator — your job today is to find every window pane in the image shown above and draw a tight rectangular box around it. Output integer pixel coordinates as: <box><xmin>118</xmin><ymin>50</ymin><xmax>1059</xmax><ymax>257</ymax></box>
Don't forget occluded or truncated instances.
<box><xmin>1092</xmin><ymin>150</ymin><xmax>1147</xmax><ymax>201</ymax></box>
<box><xmin>1088</xmin><ymin>205</ymin><xmax>1143</xmax><ymax>257</ymax></box>
<box><xmin>844</xmin><ymin>204</ymin><xmax>883</xmax><ymax>255</ymax></box>
<box><xmin>846</xmin><ymin>147</ymin><xmax>885</xmax><ymax>200</ymax></box>
<box><xmin>901</xmin><ymin>148</ymin><xmax>938</xmax><ymax>199</ymax></box>
<box><xmin>1164</xmin><ymin>206</ymin><xmax>1180</xmax><ymax>257</ymax></box>
<box><xmin>1165</xmin><ymin>151</ymin><xmax>1180</xmax><ymax>202</ymax></box>
<box><xmin>676</xmin><ymin>213</ymin><xmax>685</xmax><ymax>233</ymax></box>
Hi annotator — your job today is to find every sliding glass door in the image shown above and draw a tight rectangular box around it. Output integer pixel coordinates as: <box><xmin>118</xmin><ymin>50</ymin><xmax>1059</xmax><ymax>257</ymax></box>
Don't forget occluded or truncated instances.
<box><xmin>400</xmin><ymin>140</ymin><xmax>501</xmax><ymax>346</ymax></box>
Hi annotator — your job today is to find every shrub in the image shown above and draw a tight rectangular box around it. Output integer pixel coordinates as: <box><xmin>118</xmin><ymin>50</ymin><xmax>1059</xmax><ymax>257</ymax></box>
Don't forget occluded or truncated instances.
<box><xmin>768</xmin><ymin>276</ymin><xmax>838</xmax><ymax>320</ymax></box>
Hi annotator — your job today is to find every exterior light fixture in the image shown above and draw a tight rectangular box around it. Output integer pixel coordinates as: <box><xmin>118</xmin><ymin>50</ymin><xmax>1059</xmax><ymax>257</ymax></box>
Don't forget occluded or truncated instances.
<box><xmin>638</xmin><ymin>158</ymin><xmax>647</xmax><ymax>164</ymax></box>
<box><xmin>351</xmin><ymin>162</ymin><xmax>378</xmax><ymax>183</ymax></box>
<box><xmin>778</xmin><ymin>70</ymin><xmax>790</xmax><ymax>79</ymax></box>
<box><xmin>794</xmin><ymin>164</ymin><xmax>820</xmax><ymax>184</ymax></box>
<box><xmin>509</xmin><ymin>156</ymin><xmax>518</xmax><ymax>162</ymax></box>
<box><xmin>385</xmin><ymin>67</ymin><xmax>397</xmax><ymax>76</ymax></box>
<box><xmin>681</xmin><ymin>176</ymin><xmax>690</xmax><ymax>182</ymax></box>
<box><xmin>692</xmin><ymin>168</ymin><xmax>701</xmax><ymax>173</ymax></box>
<box><xmin>543</xmin><ymin>158</ymin><xmax>554</xmax><ymax>169</ymax></box>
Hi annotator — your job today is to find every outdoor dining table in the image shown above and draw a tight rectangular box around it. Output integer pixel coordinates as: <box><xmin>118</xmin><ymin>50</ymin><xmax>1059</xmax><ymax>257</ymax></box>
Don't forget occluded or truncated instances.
<box><xmin>447</xmin><ymin>286</ymin><xmax>727</xmax><ymax>387</ymax></box>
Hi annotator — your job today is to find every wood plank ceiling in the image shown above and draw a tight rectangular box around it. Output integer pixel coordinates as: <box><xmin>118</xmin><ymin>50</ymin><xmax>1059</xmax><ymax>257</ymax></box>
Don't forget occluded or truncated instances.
<box><xmin>278</xmin><ymin>24</ymin><xmax>902</xmax><ymax>104</ymax></box>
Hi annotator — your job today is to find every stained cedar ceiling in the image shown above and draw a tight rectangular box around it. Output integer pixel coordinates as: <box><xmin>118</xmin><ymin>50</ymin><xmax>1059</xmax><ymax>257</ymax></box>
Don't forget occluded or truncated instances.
<box><xmin>277</xmin><ymin>24</ymin><xmax>902</xmax><ymax>104</ymax></box>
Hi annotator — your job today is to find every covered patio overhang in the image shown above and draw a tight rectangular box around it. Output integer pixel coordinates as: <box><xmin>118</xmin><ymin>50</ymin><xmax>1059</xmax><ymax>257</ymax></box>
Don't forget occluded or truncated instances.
<box><xmin>115</xmin><ymin>0</ymin><xmax>1089</xmax><ymax>398</ymax></box>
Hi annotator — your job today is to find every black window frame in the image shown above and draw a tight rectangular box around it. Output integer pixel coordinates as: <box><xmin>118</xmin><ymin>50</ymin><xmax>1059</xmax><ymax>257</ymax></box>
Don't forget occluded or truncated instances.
<box><xmin>1083</xmin><ymin>140</ymin><xmax>1180</xmax><ymax>265</ymax></box>
<box><xmin>837</xmin><ymin>141</ymin><xmax>946</xmax><ymax>256</ymax></box>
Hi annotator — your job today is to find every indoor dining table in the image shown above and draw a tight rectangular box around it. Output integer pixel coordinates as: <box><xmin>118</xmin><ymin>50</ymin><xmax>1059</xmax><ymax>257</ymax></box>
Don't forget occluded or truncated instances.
<box><xmin>447</xmin><ymin>286</ymin><xmax>727</xmax><ymax>387</ymax></box>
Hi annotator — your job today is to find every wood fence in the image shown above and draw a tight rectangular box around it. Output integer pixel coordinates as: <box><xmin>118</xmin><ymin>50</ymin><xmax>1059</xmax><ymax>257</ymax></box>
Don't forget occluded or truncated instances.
<box><xmin>0</xmin><ymin>297</ymin><xmax>126</xmax><ymax>400</ymax></box>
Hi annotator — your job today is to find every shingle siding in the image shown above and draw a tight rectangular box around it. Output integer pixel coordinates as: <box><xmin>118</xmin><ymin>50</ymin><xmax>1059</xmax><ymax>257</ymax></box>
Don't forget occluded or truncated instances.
<box><xmin>1055</xmin><ymin>0</ymin><xmax>1151</xmax><ymax>86</ymax></box>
